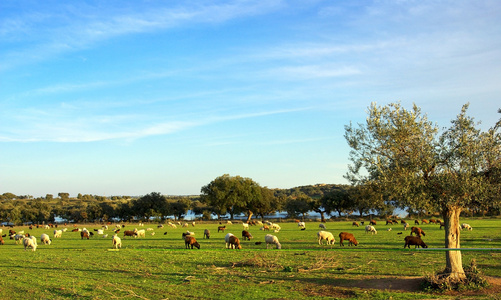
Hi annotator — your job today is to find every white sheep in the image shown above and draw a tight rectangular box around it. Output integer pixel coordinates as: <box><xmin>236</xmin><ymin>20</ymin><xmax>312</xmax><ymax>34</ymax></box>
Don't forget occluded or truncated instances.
<box><xmin>365</xmin><ymin>225</ymin><xmax>377</xmax><ymax>235</ymax></box>
<box><xmin>224</xmin><ymin>233</ymin><xmax>241</xmax><ymax>249</ymax></box>
<box><xmin>40</xmin><ymin>233</ymin><xmax>51</xmax><ymax>245</ymax></box>
<box><xmin>404</xmin><ymin>223</ymin><xmax>409</xmax><ymax>230</ymax></box>
<box><xmin>182</xmin><ymin>223</ymin><xmax>189</xmax><ymax>228</ymax></box>
<box><xmin>317</xmin><ymin>231</ymin><xmax>335</xmax><ymax>245</ymax></box>
<box><xmin>136</xmin><ymin>229</ymin><xmax>146</xmax><ymax>238</ymax></box>
<box><xmin>18</xmin><ymin>230</ymin><xmax>25</xmax><ymax>235</ymax></box>
<box><xmin>23</xmin><ymin>236</ymin><xmax>37</xmax><ymax>251</ymax></box>
<box><xmin>265</xmin><ymin>234</ymin><xmax>282</xmax><ymax>249</ymax></box>
<box><xmin>461</xmin><ymin>223</ymin><xmax>473</xmax><ymax>231</ymax></box>
<box><xmin>97</xmin><ymin>229</ymin><xmax>104</xmax><ymax>235</ymax></box>
<box><xmin>112</xmin><ymin>234</ymin><xmax>122</xmax><ymax>249</ymax></box>
<box><xmin>319</xmin><ymin>223</ymin><xmax>326</xmax><ymax>229</ymax></box>
<box><xmin>242</xmin><ymin>223</ymin><xmax>249</xmax><ymax>230</ymax></box>
<box><xmin>271</xmin><ymin>223</ymin><xmax>281</xmax><ymax>232</ymax></box>
<box><xmin>297</xmin><ymin>222</ymin><xmax>306</xmax><ymax>229</ymax></box>
<box><xmin>146</xmin><ymin>228</ymin><xmax>154</xmax><ymax>231</ymax></box>
<box><xmin>226</xmin><ymin>221</ymin><xmax>233</xmax><ymax>225</ymax></box>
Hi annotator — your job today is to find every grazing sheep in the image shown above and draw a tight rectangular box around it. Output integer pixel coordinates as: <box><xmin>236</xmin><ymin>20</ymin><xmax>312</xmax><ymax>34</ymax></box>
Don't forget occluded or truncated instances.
<box><xmin>403</xmin><ymin>223</ymin><xmax>409</xmax><ymax>231</ymax></box>
<box><xmin>429</xmin><ymin>219</ymin><xmax>437</xmax><ymax>224</ymax></box>
<box><xmin>297</xmin><ymin>222</ymin><xmax>306</xmax><ymax>229</ymax></box>
<box><xmin>365</xmin><ymin>225</ymin><xmax>377</xmax><ymax>235</ymax></box>
<box><xmin>339</xmin><ymin>232</ymin><xmax>358</xmax><ymax>246</ymax></box>
<box><xmin>226</xmin><ymin>221</ymin><xmax>233</xmax><ymax>225</ymax></box>
<box><xmin>265</xmin><ymin>234</ymin><xmax>282</xmax><ymax>249</ymax></box>
<box><xmin>224</xmin><ymin>233</ymin><xmax>242</xmax><ymax>249</ymax></box>
<box><xmin>352</xmin><ymin>222</ymin><xmax>359</xmax><ymax>227</ymax></box>
<box><xmin>203</xmin><ymin>229</ymin><xmax>210</xmax><ymax>239</ymax></box>
<box><xmin>123</xmin><ymin>230</ymin><xmax>137</xmax><ymax>238</ymax></box>
<box><xmin>182</xmin><ymin>231</ymin><xmax>195</xmax><ymax>239</ymax></box>
<box><xmin>192</xmin><ymin>221</ymin><xmax>196</xmax><ymax>227</ymax></box>
<box><xmin>182</xmin><ymin>223</ymin><xmax>189</xmax><ymax>228</ymax></box>
<box><xmin>97</xmin><ymin>229</ymin><xmax>104</xmax><ymax>235</ymax></box>
<box><xmin>404</xmin><ymin>236</ymin><xmax>428</xmax><ymax>248</ymax></box>
<box><xmin>421</xmin><ymin>219</ymin><xmax>429</xmax><ymax>224</ymax></box>
<box><xmin>158</xmin><ymin>224</ymin><xmax>164</xmax><ymax>228</ymax></box>
<box><xmin>242</xmin><ymin>223</ymin><xmax>249</xmax><ymax>230</ymax></box>
<box><xmin>217</xmin><ymin>226</ymin><xmax>226</xmax><ymax>233</ymax></box>
<box><xmin>369</xmin><ymin>220</ymin><xmax>377</xmax><ymax>226</ymax></box>
<box><xmin>0</xmin><ymin>236</ymin><xmax>4</xmax><ymax>245</ymax></box>
<box><xmin>439</xmin><ymin>221</ymin><xmax>445</xmax><ymax>230</ymax></box>
<box><xmin>53</xmin><ymin>229</ymin><xmax>62</xmax><ymax>238</ymax></box>
<box><xmin>241</xmin><ymin>230</ymin><xmax>253</xmax><ymax>240</ymax></box>
<box><xmin>318</xmin><ymin>223</ymin><xmax>326</xmax><ymax>229</ymax></box>
<box><xmin>461</xmin><ymin>223</ymin><xmax>473</xmax><ymax>231</ymax></box>
<box><xmin>81</xmin><ymin>231</ymin><xmax>90</xmax><ymax>239</ymax></box>
<box><xmin>23</xmin><ymin>236</ymin><xmax>37</xmax><ymax>251</ymax></box>
<box><xmin>270</xmin><ymin>223</ymin><xmax>281</xmax><ymax>231</ymax></box>
<box><xmin>40</xmin><ymin>233</ymin><xmax>51</xmax><ymax>245</ymax></box>
<box><xmin>185</xmin><ymin>236</ymin><xmax>200</xmax><ymax>249</ymax></box>
<box><xmin>317</xmin><ymin>231</ymin><xmax>335</xmax><ymax>245</ymax></box>
<box><xmin>112</xmin><ymin>234</ymin><xmax>122</xmax><ymax>249</ymax></box>
<box><xmin>136</xmin><ymin>229</ymin><xmax>146</xmax><ymax>238</ymax></box>
<box><xmin>260</xmin><ymin>225</ymin><xmax>270</xmax><ymax>231</ymax></box>
<box><xmin>414</xmin><ymin>220</ymin><xmax>420</xmax><ymax>225</ymax></box>
<box><xmin>14</xmin><ymin>234</ymin><xmax>25</xmax><ymax>244</ymax></box>
<box><xmin>410</xmin><ymin>227</ymin><xmax>426</xmax><ymax>237</ymax></box>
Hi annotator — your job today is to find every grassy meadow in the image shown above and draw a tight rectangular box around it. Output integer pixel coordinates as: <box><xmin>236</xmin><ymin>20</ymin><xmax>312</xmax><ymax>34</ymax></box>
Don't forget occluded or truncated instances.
<box><xmin>0</xmin><ymin>218</ymin><xmax>500</xmax><ymax>299</ymax></box>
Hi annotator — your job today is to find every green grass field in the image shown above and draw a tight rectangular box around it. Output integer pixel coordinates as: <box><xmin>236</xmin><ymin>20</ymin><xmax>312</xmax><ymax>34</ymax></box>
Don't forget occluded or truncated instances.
<box><xmin>1</xmin><ymin>218</ymin><xmax>500</xmax><ymax>299</ymax></box>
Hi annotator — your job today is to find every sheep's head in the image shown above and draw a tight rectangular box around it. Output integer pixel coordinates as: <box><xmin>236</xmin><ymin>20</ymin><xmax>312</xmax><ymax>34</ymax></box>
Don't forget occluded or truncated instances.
<box><xmin>194</xmin><ymin>242</ymin><xmax>200</xmax><ymax>249</ymax></box>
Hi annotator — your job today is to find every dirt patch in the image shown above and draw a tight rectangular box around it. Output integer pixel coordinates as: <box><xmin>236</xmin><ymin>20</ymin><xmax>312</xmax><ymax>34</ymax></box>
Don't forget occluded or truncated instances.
<box><xmin>334</xmin><ymin>276</ymin><xmax>423</xmax><ymax>292</ymax></box>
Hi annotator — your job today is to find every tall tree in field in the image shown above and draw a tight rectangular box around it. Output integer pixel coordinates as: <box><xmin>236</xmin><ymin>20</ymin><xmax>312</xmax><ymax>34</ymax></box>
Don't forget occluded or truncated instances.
<box><xmin>345</xmin><ymin>102</ymin><xmax>500</xmax><ymax>282</ymax></box>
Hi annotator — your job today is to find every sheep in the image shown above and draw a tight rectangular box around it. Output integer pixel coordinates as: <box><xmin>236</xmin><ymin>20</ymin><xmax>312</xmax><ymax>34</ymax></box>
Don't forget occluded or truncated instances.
<box><xmin>403</xmin><ymin>223</ymin><xmax>409</xmax><ymax>231</ymax></box>
<box><xmin>192</xmin><ymin>221</ymin><xmax>196</xmax><ymax>227</ymax></box>
<box><xmin>365</xmin><ymin>225</ymin><xmax>377</xmax><ymax>235</ymax></box>
<box><xmin>40</xmin><ymin>233</ymin><xmax>51</xmax><ymax>245</ymax></box>
<box><xmin>182</xmin><ymin>231</ymin><xmax>194</xmax><ymax>239</ymax></box>
<box><xmin>421</xmin><ymin>219</ymin><xmax>429</xmax><ymax>224</ymax></box>
<box><xmin>265</xmin><ymin>234</ymin><xmax>282</xmax><ymax>249</ymax></box>
<box><xmin>414</xmin><ymin>220</ymin><xmax>420</xmax><ymax>225</ymax></box>
<box><xmin>339</xmin><ymin>232</ymin><xmax>358</xmax><ymax>246</ymax></box>
<box><xmin>226</xmin><ymin>221</ymin><xmax>233</xmax><ymax>225</ymax></box>
<box><xmin>53</xmin><ymin>229</ymin><xmax>62</xmax><ymax>238</ymax></box>
<box><xmin>369</xmin><ymin>220</ymin><xmax>377</xmax><ymax>226</ymax></box>
<box><xmin>97</xmin><ymin>229</ymin><xmax>104</xmax><ymax>235</ymax></box>
<box><xmin>146</xmin><ymin>228</ymin><xmax>154</xmax><ymax>231</ymax></box>
<box><xmin>217</xmin><ymin>226</ymin><xmax>226</xmax><ymax>233</ymax></box>
<box><xmin>242</xmin><ymin>223</ymin><xmax>249</xmax><ymax>230</ymax></box>
<box><xmin>271</xmin><ymin>223</ymin><xmax>281</xmax><ymax>232</ymax></box>
<box><xmin>14</xmin><ymin>234</ymin><xmax>25</xmax><ymax>244</ymax></box>
<box><xmin>224</xmin><ymin>233</ymin><xmax>242</xmax><ymax>249</ymax></box>
<box><xmin>185</xmin><ymin>236</ymin><xmax>200</xmax><ymax>249</ymax></box>
<box><xmin>81</xmin><ymin>231</ymin><xmax>90</xmax><ymax>239</ymax></box>
<box><xmin>112</xmin><ymin>234</ymin><xmax>122</xmax><ymax>249</ymax></box>
<box><xmin>404</xmin><ymin>236</ymin><xmax>428</xmax><ymax>248</ymax></box>
<box><xmin>317</xmin><ymin>231</ymin><xmax>335</xmax><ymax>245</ymax></box>
<box><xmin>203</xmin><ymin>229</ymin><xmax>210</xmax><ymax>239</ymax></box>
<box><xmin>158</xmin><ymin>224</ymin><xmax>164</xmax><ymax>228</ymax></box>
<box><xmin>260</xmin><ymin>225</ymin><xmax>270</xmax><ymax>231</ymax></box>
<box><xmin>318</xmin><ymin>223</ymin><xmax>326</xmax><ymax>229</ymax></box>
<box><xmin>23</xmin><ymin>236</ymin><xmax>37</xmax><ymax>251</ymax></box>
<box><xmin>410</xmin><ymin>227</ymin><xmax>426</xmax><ymax>237</ymax></box>
<box><xmin>439</xmin><ymin>221</ymin><xmax>445</xmax><ymax>229</ymax></box>
<box><xmin>352</xmin><ymin>222</ymin><xmax>359</xmax><ymax>227</ymax></box>
<box><xmin>136</xmin><ymin>229</ymin><xmax>146</xmax><ymax>238</ymax></box>
<box><xmin>182</xmin><ymin>223</ymin><xmax>189</xmax><ymax>228</ymax></box>
<box><xmin>461</xmin><ymin>223</ymin><xmax>473</xmax><ymax>231</ymax></box>
<box><xmin>241</xmin><ymin>230</ymin><xmax>253</xmax><ymax>240</ymax></box>
<box><xmin>297</xmin><ymin>222</ymin><xmax>306</xmax><ymax>229</ymax></box>
<box><xmin>18</xmin><ymin>230</ymin><xmax>25</xmax><ymax>235</ymax></box>
<box><xmin>0</xmin><ymin>236</ymin><xmax>4</xmax><ymax>245</ymax></box>
<box><xmin>123</xmin><ymin>230</ymin><xmax>137</xmax><ymax>238</ymax></box>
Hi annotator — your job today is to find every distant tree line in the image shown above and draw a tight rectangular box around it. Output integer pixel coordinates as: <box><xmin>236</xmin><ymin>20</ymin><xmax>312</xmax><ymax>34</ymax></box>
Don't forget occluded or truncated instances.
<box><xmin>1</xmin><ymin>177</ymin><xmax>499</xmax><ymax>225</ymax></box>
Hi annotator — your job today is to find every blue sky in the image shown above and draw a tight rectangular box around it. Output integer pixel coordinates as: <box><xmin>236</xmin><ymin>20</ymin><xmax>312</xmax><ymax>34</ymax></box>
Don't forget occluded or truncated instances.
<box><xmin>1</xmin><ymin>1</ymin><xmax>500</xmax><ymax>198</ymax></box>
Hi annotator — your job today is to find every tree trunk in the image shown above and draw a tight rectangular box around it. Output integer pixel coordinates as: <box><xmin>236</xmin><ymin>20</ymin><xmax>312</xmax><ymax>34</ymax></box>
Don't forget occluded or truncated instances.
<box><xmin>442</xmin><ymin>206</ymin><xmax>466</xmax><ymax>282</ymax></box>
<box><xmin>320</xmin><ymin>211</ymin><xmax>326</xmax><ymax>223</ymax></box>
<box><xmin>246</xmin><ymin>210</ymin><xmax>253</xmax><ymax>223</ymax></box>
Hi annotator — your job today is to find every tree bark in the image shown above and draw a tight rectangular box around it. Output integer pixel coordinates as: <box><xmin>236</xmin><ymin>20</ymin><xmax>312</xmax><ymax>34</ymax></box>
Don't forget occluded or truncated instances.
<box><xmin>246</xmin><ymin>210</ymin><xmax>253</xmax><ymax>223</ymax></box>
<box><xmin>442</xmin><ymin>206</ymin><xmax>466</xmax><ymax>282</ymax></box>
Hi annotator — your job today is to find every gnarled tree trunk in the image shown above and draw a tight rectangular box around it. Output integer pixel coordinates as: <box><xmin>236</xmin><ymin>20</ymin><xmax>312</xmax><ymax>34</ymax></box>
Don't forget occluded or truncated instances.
<box><xmin>442</xmin><ymin>206</ymin><xmax>466</xmax><ymax>282</ymax></box>
<box><xmin>246</xmin><ymin>210</ymin><xmax>253</xmax><ymax>223</ymax></box>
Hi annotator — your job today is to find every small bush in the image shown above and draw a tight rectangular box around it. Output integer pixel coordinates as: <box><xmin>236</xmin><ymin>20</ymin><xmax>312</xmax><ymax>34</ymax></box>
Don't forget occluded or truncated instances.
<box><xmin>421</xmin><ymin>259</ymin><xmax>490</xmax><ymax>292</ymax></box>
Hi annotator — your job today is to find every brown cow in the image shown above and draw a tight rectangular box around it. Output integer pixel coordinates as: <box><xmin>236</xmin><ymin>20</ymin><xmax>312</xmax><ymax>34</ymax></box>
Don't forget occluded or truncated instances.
<box><xmin>404</xmin><ymin>236</ymin><xmax>428</xmax><ymax>248</ymax></box>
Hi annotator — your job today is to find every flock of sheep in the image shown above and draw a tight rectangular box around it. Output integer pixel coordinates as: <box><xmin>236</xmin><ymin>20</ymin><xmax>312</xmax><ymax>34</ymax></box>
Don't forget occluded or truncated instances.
<box><xmin>0</xmin><ymin>218</ymin><xmax>474</xmax><ymax>252</ymax></box>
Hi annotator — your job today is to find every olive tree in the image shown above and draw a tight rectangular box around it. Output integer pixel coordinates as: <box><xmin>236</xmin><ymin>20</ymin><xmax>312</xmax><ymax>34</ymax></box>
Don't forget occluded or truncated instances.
<box><xmin>344</xmin><ymin>102</ymin><xmax>500</xmax><ymax>282</ymax></box>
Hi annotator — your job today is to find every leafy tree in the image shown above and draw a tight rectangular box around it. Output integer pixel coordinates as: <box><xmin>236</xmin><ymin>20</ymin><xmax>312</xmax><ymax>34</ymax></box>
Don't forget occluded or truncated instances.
<box><xmin>344</xmin><ymin>102</ymin><xmax>501</xmax><ymax>282</ymax></box>
<box><xmin>253</xmin><ymin>187</ymin><xmax>279</xmax><ymax>220</ymax></box>
<box><xmin>321</xmin><ymin>186</ymin><xmax>352</xmax><ymax>218</ymax></box>
<box><xmin>58</xmin><ymin>193</ymin><xmax>70</xmax><ymax>200</ymax></box>
<box><xmin>284</xmin><ymin>193</ymin><xmax>312</xmax><ymax>219</ymax></box>
<box><xmin>200</xmin><ymin>174</ymin><xmax>263</xmax><ymax>221</ymax></box>
<box><xmin>169</xmin><ymin>198</ymin><xmax>191</xmax><ymax>221</ymax></box>
<box><xmin>132</xmin><ymin>192</ymin><xmax>168</xmax><ymax>221</ymax></box>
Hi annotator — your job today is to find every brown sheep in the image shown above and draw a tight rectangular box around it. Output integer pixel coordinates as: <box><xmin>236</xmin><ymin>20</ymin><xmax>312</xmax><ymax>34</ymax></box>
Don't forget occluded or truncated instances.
<box><xmin>0</xmin><ymin>235</ymin><xmax>4</xmax><ymax>245</ymax></box>
<box><xmin>404</xmin><ymin>236</ymin><xmax>428</xmax><ymax>248</ymax></box>
<box><xmin>429</xmin><ymin>219</ymin><xmax>437</xmax><ymax>224</ymax></box>
<box><xmin>385</xmin><ymin>220</ymin><xmax>392</xmax><ymax>225</ymax></box>
<box><xmin>339</xmin><ymin>232</ymin><xmax>358</xmax><ymax>246</ymax></box>
<box><xmin>185</xmin><ymin>236</ymin><xmax>200</xmax><ymax>249</ymax></box>
<box><xmin>352</xmin><ymin>222</ymin><xmax>359</xmax><ymax>227</ymax></box>
<box><xmin>80</xmin><ymin>231</ymin><xmax>90</xmax><ymax>240</ymax></box>
<box><xmin>217</xmin><ymin>226</ymin><xmax>226</xmax><ymax>233</ymax></box>
<box><xmin>439</xmin><ymin>221</ymin><xmax>445</xmax><ymax>230</ymax></box>
<box><xmin>410</xmin><ymin>226</ymin><xmax>426</xmax><ymax>237</ymax></box>
<box><xmin>123</xmin><ymin>230</ymin><xmax>137</xmax><ymax>237</ymax></box>
<box><xmin>369</xmin><ymin>220</ymin><xmax>377</xmax><ymax>226</ymax></box>
<box><xmin>241</xmin><ymin>230</ymin><xmax>253</xmax><ymax>240</ymax></box>
<box><xmin>414</xmin><ymin>220</ymin><xmax>420</xmax><ymax>225</ymax></box>
<box><xmin>203</xmin><ymin>229</ymin><xmax>210</xmax><ymax>239</ymax></box>
<box><xmin>225</xmin><ymin>233</ymin><xmax>242</xmax><ymax>249</ymax></box>
<box><xmin>421</xmin><ymin>219</ymin><xmax>429</xmax><ymax>224</ymax></box>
